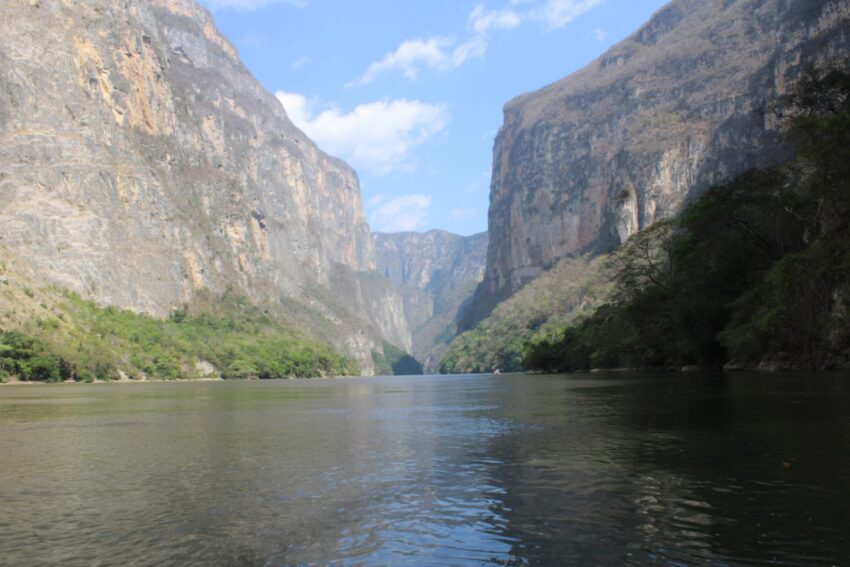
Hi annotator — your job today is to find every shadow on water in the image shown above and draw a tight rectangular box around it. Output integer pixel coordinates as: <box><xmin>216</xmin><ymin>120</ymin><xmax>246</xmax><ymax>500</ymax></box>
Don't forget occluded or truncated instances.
<box><xmin>480</xmin><ymin>372</ymin><xmax>850</xmax><ymax>566</ymax></box>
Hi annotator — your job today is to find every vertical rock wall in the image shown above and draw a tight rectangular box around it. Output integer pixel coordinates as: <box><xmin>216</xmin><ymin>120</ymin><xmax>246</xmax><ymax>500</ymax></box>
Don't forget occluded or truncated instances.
<box><xmin>466</xmin><ymin>0</ymin><xmax>850</xmax><ymax>327</ymax></box>
<box><xmin>0</xmin><ymin>0</ymin><xmax>411</xmax><ymax>373</ymax></box>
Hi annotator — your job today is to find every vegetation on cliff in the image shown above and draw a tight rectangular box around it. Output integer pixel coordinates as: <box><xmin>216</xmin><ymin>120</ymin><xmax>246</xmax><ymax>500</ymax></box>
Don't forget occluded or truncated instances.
<box><xmin>0</xmin><ymin>288</ymin><xmax>356</xmax><ymax>382</ymax></box>
<box><xmin>439</xmin><ymin>256</ymin><xmax>613</xmax><ymax>373</ymax></box>
<box><xmin>525</xmin><ymin>69</ymin><xmax>850</xmax><ymax>372</ymax></box>
<box><xmin>469</xmin><ymin>0</ymin><xmax>850</xmax><ymax>331</ymax></box>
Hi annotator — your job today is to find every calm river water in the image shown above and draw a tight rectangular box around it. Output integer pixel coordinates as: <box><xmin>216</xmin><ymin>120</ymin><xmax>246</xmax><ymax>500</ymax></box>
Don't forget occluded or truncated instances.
<box><xmin>1</xmin><ymin>373</ymin><xmax>849</xmax><ymax>566</ymax></box>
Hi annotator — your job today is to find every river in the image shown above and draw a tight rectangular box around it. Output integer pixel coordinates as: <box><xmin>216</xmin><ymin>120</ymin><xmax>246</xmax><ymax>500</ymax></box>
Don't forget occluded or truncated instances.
<box><xmin>1</xmin><ymin>373</ymin><xmax>849</xmax><ymax>565</ymax></box>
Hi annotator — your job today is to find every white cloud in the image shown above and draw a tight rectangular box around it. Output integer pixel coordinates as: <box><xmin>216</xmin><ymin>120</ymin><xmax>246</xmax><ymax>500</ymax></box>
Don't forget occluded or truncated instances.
<box><xmin>451</xmin><ymin>37</ymin><xmax>489</xmax><ymax>67</ymax></box>
<box><xmin>276</xmin><ymin>92</ymin><xmax>451</xmax><ymax>175</ymax></box>
<box><xmin>202</xmin><ymin>0</ymin><xmax>308</xmax><ymax>11</ymax></box>
<box><xmin>351</xmin><ymin>0</ymin><xmax>603</xmax><ymax>85</ymax></box>
<box><xmin>350</xmin><ymin>4</ymin><xmax>518</xmax><ymax>87</ymax></box>
<box><xmin>370</xmin><ymin>195</ymin><xmax>432</xmax><ymax>232</ymax></box>
<box><xmin>276</xmin><ymin>91</ymin><xmax>315</xmax><ymax>125</ymax></box>
<box><xmin>349</xmin><ymin>36</ymin><xmax>486</xmax><ymax>86</ymax></box>
<box><xmin>592</xmin><ymin>27</ymin><xmax>607</xmax><ymax>42</ymax></box>
<box><xmin>469</xmin><ymin>4</ymin><xmax>521</xmax><ymax>34</ymax></box>
<box><xmin>530</xmin><ymin>0</ymin><xmax>605</xmax><ymax>30</ymax></box>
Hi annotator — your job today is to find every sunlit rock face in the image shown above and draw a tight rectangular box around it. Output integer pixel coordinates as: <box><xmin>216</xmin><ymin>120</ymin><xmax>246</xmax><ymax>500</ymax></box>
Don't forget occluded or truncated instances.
<box><xmin>374</xmin><ymin>230</ymin><xmax>488</xmax><ymax>372</ymax></box>
<box><xmin>0</xmin><ymin>0</ymin><xmax>410</xmax><ymax>373</ymax></box>
<box><xmin>466</xmin><ymin>0</ymin><xmax>850</xmax><ymax>327</ymax></box>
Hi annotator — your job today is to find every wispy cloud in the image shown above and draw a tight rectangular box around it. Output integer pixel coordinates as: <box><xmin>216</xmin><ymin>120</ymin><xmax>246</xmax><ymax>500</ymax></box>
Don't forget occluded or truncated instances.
<box><xmin>370</xmin><ymin>195</ymin><xmax>432</xmax><ymax>232</ymax></box>
<box><xmin>348</xmin><ymin>36</ymin><xmax>486</xmax><ymax>87</ymax></box>
<box><xmin>291</xmin><ymin>56</ymin><xmax>310</xmax><ymax>70</ymax></box>
<box><xmin>469</xmin><ymin>4</ymin><xmax>522</xmax><ymax>34</ymax></box>
<box><xmin>202</xmin><ymin>0</ymin><xmax>309</xmax><ymax>11</ymax></box>
<box><xmin>530</xmin><ymin>0</ymin><xmax>605</xmax><ymax>31</ymax></box>
<box><xmin>276</xmin><ymin>92</ymin><xmax>450</xmax><ymax>175</ymax></box>
<box><xmin>350</xmin><ymin>0</ymin><xmax>603</xmax><ymax>85</ymax></box>
<box><xmin>348</xmin><ymin>4</ymin><xmax>519</xmax><ymax>87</ymax></box>
<box><xmin>592</xmin><ymin>27</ymin><xmax>607</xmax><ymax>42</ymax></box>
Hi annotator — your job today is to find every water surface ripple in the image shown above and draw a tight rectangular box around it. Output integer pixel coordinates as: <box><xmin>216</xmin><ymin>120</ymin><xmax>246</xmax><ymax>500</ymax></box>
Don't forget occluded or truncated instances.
<box><xmin>1</xmin><ymin>373</ymin><xmax>849</xmax><ymax>565</ymax></box>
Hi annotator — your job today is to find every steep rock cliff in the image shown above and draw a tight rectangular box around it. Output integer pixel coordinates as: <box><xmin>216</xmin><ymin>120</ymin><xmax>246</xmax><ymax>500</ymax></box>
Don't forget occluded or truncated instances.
<box><xmin>374</xmin><ymin>230</ymin><xmax>487</xmax><ymax>372</ymax></box>
<box><xmin>0</xmin><ymin>0</ymin><xmax>410</xmax><ymax>373</ymax></box>
<box><xmin>466</xmin><ymin>0</ymin><xmax>850</xmax><ymax>327</ymax></box>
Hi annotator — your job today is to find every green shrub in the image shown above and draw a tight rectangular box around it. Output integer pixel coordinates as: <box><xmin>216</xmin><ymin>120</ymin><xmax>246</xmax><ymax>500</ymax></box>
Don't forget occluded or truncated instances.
<box><xmin>1</xmin><ymin>289</ymin><xmax>359</xmax><ymax>381</ymax></box>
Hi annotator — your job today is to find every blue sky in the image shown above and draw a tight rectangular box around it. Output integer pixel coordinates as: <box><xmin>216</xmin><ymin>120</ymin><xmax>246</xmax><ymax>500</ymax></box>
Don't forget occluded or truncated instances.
<box><xmin>200</xmin><ymin>0</ymin><xmax>669</xmax><ymax>235</ymax></box>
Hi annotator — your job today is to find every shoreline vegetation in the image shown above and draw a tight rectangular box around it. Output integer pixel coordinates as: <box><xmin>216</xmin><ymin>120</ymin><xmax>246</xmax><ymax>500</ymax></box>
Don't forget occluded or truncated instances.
<box><xmin>0</xmin><ymin>289</ymin><xmax>358</xmax><ymax>384</ymax></box>
<box><xmin>524</xmin><ymin>69</ymin><xmax>850</xmax><ymax>374</ymax></box>
<box><xmin>0</xmin><ymin>376</ymin><xmax>225</xmax><ymax>385</ymax></box>
<box><xmin>4</xmin><ymin>365</ymin><xmax>849</xmax><ymax>386</ymax></box>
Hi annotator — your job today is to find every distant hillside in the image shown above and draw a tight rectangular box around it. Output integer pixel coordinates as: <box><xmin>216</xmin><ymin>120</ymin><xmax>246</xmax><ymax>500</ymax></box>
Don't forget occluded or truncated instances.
<box><xmin>374</xmin><ymin>230</ymin><xmax>487</xmax><ymax>373</ymax></box>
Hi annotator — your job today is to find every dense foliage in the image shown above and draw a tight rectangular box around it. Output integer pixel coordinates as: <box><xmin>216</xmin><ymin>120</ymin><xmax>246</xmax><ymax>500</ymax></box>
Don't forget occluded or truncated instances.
<box><xmin>0</xmin><ymin>331</ymin><xmax>69</xmax><ymax>382</ymax></box>
<box><xmin>0</xmin><ymin>291</ymin><xmax>356</xmax><ymax>382</ymax></box>
<box><xmin>372</xmin><ymin>341</ymin><xmax>424</xmax><ymax>376</ymax></box>
<box><xmin>440</xmin><ymin>257</ymin><xmax>612</xmax><ymax>373</ymax></box>
<box><xmin>525</xmin><ymin>69</ymin><xmax>850</xmax><ymax>372</ymax></box>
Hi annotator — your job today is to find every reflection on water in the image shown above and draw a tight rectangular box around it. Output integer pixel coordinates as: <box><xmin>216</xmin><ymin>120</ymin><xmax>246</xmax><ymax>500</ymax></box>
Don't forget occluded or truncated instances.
<box><xmin>1</xmin><ymin>374</ymin><xmax>848</xmax><ymax>565</ymax></box>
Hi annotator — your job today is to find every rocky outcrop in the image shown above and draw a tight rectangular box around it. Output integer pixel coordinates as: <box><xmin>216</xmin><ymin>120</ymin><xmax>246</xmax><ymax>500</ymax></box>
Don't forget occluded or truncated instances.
<box><xmin>374</xmin><ymin>230</ymin><xmax>487</xmax><ymax>372</ymax></box>
<box><xmin>0</xmin><ymin>0</ymin><xmax>411</xmax><ymax>373</ymax></box>
<box><xmin>466</xmin><ymin>0</ymin><xmax>850</xmax><ymax>327</ymax></box>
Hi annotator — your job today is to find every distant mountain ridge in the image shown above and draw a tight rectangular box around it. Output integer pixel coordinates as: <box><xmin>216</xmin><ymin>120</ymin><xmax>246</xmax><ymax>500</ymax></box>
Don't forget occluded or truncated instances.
<box><xmin>373</xmin><ymin>230</ymin><xmax>487</xmax><ymax>373</ymax></box>
<box><xmin>463</xmin><ymin>0</ymin><xmax>850</xmax><ymax>329</ymax></box>
<box><xmin>0</xmin><ymin>0</ymin><xmax>411</xmax><ymax>374</ymax></box>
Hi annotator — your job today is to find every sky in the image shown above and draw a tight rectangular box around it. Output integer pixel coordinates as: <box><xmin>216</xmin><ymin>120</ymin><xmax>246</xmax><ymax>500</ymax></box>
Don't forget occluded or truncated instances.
<box><xmin>200</xmin><ymin>0</ymin><xmax>669</xmax><ymax>235</ymax></box>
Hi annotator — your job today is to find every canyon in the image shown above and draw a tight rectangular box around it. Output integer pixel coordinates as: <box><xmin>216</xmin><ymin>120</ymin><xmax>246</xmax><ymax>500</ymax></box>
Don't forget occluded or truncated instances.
<box><xmin>373</xmin><ymin>230</ymin><xmax>487</xmax><ymax>373</ymax></box>
<box><xmin>4</xmin><ymin>0</ymin><xmax>850</xmax><ymax>376</ymax></box>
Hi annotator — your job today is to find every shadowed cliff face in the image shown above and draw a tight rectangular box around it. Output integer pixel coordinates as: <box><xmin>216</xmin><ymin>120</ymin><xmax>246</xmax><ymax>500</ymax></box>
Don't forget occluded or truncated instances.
<box><xmin>0</xmin><ymin>0</ymin><xmax>410</xmax><ymax>373</ymax></box>
<box><xmin>466</xmin><ymin>0</ymin><xmax>850</xmax><ymax>328</ymax></box>
<box><xmin>374</xmin><ymin>231</ymin><xmax>487</xmax><ymax>372</ymax></box>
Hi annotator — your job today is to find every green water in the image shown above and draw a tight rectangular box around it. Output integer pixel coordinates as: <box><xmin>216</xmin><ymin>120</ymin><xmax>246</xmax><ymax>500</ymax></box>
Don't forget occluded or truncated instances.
<box><xmin>1</xmin><ymin>373</ymin><xmax>849</xmax><ymax>565</ymax></box>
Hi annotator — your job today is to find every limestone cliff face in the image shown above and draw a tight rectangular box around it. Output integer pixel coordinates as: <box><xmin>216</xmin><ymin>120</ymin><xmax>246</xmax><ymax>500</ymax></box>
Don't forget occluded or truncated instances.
<box><xmin>0</xmin><ymin>0</ymin><xmax>410</xmax><ymax>373</ymax></box>
<box><xmin>374</xmin><ymin>230</ymin><xmax>487</xmax><ymax>372</ymax></box>
<box><xmin>468</xmin><ymin>0</ymin><xmax>850</xmax><ymax>326</ymax></box>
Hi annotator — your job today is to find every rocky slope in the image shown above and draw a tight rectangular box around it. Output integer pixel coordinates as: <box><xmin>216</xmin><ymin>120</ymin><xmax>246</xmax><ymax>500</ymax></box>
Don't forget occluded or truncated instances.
<box><xmin>441</xmin><ymin>255</ymin><xmax>612</xmax><ymax>374</ymax></box>
<box><xmin>465</xmin><ymin>0</ymin><xmax>850</xmax><ymax>328</ymax></box>
<box><xmin>374</xmin><ymin>230</ymin><xmax>487</xmax><ymax>372</ymax></box>
<box><xmin>0</xmin><ymin>0</ymin><xmax>411</xmax><ymax>374</ymax></box>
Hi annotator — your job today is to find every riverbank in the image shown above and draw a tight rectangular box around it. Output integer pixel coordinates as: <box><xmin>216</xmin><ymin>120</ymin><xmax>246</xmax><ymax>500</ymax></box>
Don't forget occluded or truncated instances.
<box><xmin>0</xmin><ymin>377</ymin><xmax>225</xmax><ymax>385</ymax></box>
<box><xmin>0</xmin><ymin>290</ymin><xmax>357</xmax><ymax>383</ymax></box>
